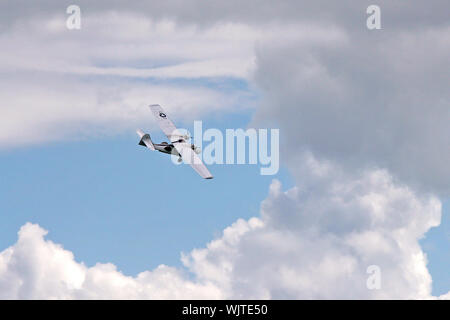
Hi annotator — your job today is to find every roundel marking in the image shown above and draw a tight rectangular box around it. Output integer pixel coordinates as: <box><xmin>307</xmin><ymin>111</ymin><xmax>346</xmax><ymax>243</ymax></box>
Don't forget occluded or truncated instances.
<box><xmin>159</xmin><ymin>112</ymin><xmax>167</xmax><ymax>118</ymax></box>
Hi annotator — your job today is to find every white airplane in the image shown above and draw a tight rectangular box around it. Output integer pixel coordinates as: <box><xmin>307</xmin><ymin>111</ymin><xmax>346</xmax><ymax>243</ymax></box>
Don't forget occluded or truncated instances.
<box><xmin>137</xmin><ymin>104</ymin><xmax>213</xmax><ymax>179</ymax></box>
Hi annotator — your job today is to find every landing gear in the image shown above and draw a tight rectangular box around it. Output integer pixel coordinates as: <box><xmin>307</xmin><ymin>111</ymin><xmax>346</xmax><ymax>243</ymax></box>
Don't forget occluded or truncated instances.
<box><xmin>177</xmin><ymin>157</ymin><xmax>182</xmax><ymax>163</ymax></box>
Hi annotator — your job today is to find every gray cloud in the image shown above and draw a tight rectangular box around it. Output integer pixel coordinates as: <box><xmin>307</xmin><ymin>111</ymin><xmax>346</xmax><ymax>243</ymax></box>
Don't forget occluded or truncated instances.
<box><xmin>2</xmin><ymin>1</ymin><xmax>449</xmax><ymax>29</ymax></box>
<box><xmin>252</xmin><ymin>21</ymin><xmax>450</xmax><ymax>195</ymax></box>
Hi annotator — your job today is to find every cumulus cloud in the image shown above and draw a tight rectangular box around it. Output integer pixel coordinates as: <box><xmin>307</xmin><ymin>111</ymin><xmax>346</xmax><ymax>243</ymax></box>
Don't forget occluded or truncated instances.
<box><xmin>184</xmin><ymin>160</ymin><xmax>444</xmax><ymax>299</ymax></box>
<box><xmin>0</xmin><ymin>159</ymin><xmax>448</xmax><ymax>299</ymax></box>
<box><xmin>0</xmin><ymin>223</ymin><xmax>223</xmax><ymax>299</ymax></box>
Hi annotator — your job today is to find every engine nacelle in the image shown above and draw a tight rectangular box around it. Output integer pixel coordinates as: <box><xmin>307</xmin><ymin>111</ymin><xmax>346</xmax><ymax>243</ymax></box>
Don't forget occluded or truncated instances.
<box><xmin>191</xmin><ymin>144</ymin><xmax>201</xmax><ymax>154</ymax></box>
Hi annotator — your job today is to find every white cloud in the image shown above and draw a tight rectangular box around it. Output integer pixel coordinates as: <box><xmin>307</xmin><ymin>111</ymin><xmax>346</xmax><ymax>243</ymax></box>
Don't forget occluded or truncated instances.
<box><xmin>0</xmin><ymin>14</ymin><xmax>262</xmax><ymax>148</ymax></box>
<box><xmin>0</xmin><ymin>73</ymin><xmax>241</xmax><ymax>148</ymax></box>
<box><xmin>0</xmin><ymin>14</ymin><xmax>259</xmax><ymax>79</ymax></box>
<box><xmin>1</xmin><ymin>159</ymin><xmax>448</xmax><ymax>299</ymax></box>
<box><xmin>184</xmin><ymin>160</ymin><xmax>444</xmax><ymax>299</ymax></box>
<box><xmin>0</xmin><ymin>223</ymin><xmax>223</xmax><ymax>299</ymax></box>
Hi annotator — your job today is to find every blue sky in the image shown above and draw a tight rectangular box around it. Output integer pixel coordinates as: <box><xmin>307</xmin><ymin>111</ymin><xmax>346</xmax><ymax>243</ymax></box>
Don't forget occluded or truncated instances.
<box><xmin>420</xmin><ymin>200</ymin><xmax>450</xmax><ymax>295</ymax></box>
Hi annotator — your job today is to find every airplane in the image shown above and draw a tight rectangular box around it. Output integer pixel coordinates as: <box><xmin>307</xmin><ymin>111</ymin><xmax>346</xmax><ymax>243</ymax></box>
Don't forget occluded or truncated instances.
<box><xmin>137</xmin><ymin>104</ymin><xmax>213</xmax><ymax>179</ymax></box>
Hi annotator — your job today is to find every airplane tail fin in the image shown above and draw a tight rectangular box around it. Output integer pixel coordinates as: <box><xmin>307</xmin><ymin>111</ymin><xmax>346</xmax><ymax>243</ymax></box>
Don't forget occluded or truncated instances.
<box><xmin>137</xmin><ymin>129</ymin><xmax>155</xmax><ymax>150</ymax></box>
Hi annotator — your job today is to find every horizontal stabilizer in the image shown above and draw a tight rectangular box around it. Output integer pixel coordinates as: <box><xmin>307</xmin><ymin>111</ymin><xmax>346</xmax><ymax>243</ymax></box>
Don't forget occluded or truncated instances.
<box><xmin>136</xmin><ymin>129</ymin><xmax>155</xmax><ymax>150</ymax></box>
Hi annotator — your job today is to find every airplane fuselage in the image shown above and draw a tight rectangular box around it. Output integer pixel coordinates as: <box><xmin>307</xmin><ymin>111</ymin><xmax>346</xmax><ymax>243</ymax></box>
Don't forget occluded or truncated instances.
<box><xmin>154</xmin><ymin>142</ymin><xmax>181</xmax><ymax>157</ymax></box>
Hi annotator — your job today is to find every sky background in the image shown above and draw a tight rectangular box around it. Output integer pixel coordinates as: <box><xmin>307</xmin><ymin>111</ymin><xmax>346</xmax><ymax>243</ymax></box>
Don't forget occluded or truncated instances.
<box><xmin>0</xmin><ymin>110</ymin><xmax>294</xmax><ymax>273</ymax></box>
<box><xmin>0</xmin><ymin>1</ymin><xmax>448</xmax><ymax>299</ymax></box>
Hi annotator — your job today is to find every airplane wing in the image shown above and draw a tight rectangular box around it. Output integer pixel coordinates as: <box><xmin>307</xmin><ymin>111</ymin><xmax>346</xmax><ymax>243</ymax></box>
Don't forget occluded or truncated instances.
<box><xmin>172</xmin><ymin>141</ymin><xmax>214</xmax><ymax>179</ymax></box>
<box><xmin>149</xmin><ymin>104</ymin><xmax>184</xmax><ymax>143</ymax></box>
<box><xmin>148</xmin><ymin>104</ymin><xmax>213</xmax><ymax>179</ymax></box>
